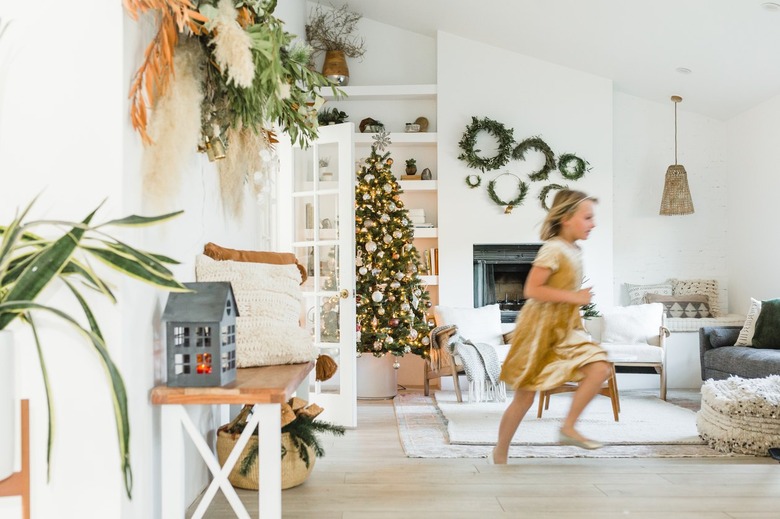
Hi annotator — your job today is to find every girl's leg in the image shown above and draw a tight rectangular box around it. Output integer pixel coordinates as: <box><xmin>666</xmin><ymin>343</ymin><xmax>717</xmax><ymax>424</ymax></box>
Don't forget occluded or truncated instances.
<box><xmin>493</xmin><ymin>389</ymin><xmax>535</xmax><ymax>464</ymax></box>
<box><xmin>561</xmin><ymin>360</ymin><xmax>612</xmax><ymax>441</ymax></box>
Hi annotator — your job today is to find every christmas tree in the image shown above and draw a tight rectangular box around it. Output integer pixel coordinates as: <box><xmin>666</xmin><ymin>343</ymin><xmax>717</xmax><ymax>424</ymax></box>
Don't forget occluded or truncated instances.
<box><xmin>355</xmin><ymin>132</ymin><xmax>432</xmax><ymax>360</ymax></box>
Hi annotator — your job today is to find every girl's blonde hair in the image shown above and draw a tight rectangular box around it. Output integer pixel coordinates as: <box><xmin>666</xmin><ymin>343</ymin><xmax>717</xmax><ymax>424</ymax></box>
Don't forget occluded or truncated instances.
<box><xmin>540</xmin><ymin>189</ymin><xmax>598</xmax><ymax>240</ymax></box>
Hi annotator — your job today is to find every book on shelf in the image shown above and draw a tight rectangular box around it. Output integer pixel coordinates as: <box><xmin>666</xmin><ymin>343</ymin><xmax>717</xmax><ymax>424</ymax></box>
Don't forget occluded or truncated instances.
<box><xmin>413</xmin><ymin>222</ymin><xmax>434</xmax><ymax>228</ymax></box>
<box><xmin>420</xmin><ymin>247</ymin><xmax>438</xmax><ymax>275</ymax></box>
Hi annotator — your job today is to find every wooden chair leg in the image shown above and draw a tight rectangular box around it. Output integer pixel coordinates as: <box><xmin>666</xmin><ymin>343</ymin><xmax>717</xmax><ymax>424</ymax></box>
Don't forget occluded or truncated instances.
<box><xmin>607</xmin><ymin>372</ymin><xmax>619</xmax><ymax>422</ymax></box>
<box><xmin>452</xmin><ymin>372</ymin><xmax>463</xmax><ymax>403</ymax></box>
<box><xmin>0</xmin><ymin>400</ymin><xmax>30</xmax><ymax>519</ymax></box>
<box><xmin>537</xmin><ymin>391</ymin><xmax>546</xmax><ymax>418</ymax></box>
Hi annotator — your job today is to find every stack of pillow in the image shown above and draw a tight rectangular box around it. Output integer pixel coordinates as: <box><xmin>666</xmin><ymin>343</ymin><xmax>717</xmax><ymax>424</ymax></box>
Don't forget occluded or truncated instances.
<box><xmin>625</xmin><ymin>278</ymin><xmax>719</xmax><ymax>319</ymax></box>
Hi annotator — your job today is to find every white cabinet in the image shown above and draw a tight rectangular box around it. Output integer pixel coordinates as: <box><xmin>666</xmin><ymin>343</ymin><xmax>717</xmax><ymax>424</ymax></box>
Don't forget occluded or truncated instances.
<box><xmin>322</xmin><ymin>85</ymin><xmax>439</xmax><ymax>387</ymax></box>
<box><xmin>322</xmin><ymin>84</ymin><xmax>439</xmax><ymax>289</ymax></box>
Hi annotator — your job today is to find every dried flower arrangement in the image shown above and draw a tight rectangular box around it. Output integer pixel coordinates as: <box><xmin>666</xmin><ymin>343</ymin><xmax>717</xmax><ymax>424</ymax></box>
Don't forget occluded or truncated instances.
<box><xmin>305</xmin><ymin>3</ymin><xmax>366</xmax><ymax>58</ymax></box>
<box><xmin>124</xmin><ymin>0</ymin><xmax>343</xmax><ymax>214</ymax></box>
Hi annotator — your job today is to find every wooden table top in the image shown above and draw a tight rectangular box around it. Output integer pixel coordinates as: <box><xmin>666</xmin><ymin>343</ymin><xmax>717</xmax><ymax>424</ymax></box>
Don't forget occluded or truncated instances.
<box><xmin>150</xmin><ymin>362</ymin><xmax>315</xmax><ymax>405</ymax></box>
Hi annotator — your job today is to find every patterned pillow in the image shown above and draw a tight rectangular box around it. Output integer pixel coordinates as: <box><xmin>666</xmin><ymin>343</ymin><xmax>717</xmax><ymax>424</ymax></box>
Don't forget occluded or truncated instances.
<box><xmin>735</xmin><ymin>298</ymin><xmax>762</xmax><ymax>346</ymax></box>
<box><xmin>644</xmin><ymin>293</ymin><xmax>711</xmax><ymax>318</ymax></box>
<box><xmin>670</xmin><ymin>278</ymin><xmax>720</xmax><ymax>317</ymax></box>
<box><xmin>625</xmin><ymin>281</ymin><xmax>673</xmax><ymax>305</ymax></box>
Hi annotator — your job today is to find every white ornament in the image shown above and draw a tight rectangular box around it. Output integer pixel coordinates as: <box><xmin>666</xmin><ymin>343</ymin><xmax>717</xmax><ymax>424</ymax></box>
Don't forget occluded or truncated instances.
<box><xmin>422</xmin><ymin>336</ymin><xmax>430</xmax><ymax>346</ymax></box>
<box><xmin>380</xmin><ymin>214</ymin><xmax>390</xmax><ymax>223</ymax></box>
<box><xmin>390</xmin><ymin>281</ymin><xmax>400</xmax><ymax>289</ymax></box>
<box><xmin>409</xmin><ymin>329</ymin><xmax>418</xmax><ymax>340</ymax></box>
<box><xmin>359</xmin><ymin>266</ymin><xmax>368</xmax><ymax>275</ymax></box>
<box><xmin>393</xmin><ymin>359</ymin><xmax>401</xmax><ymax>369</ymax></box>
<box><xmin>395</xmin><ymin>272</ymin><xmax>405</xmax><ymax>280</ymax></box>
<box><xmin>365</xmin><ymin>241</ymin><xmax>377</xmax><ymax>252</ymax></box>
<box><xmin>401</xmin><ymin>302</ymin><xmax>411</xmax><ymax>312</ymax></box>
<box><xmin>363</xmin><ymin>193</ymin><xmax>371</xmax><ymax>200</ymax></box>
<box><xmin>383</xmin><ymin>234</ymin><xmax>392</xmax><ymax>244</ymax></box>
<box><xmin>371</xmin><ymin>290</ymin><xmax>383</xmax><ymax>302</ymax></box>
<box><xmin>383</xmin><ymin>184</ymin><xmax>392</xmax><ymax>193</ymax></box>
<box><xmin>393</xmin><ymin>230</ymin><xmax>402</xmax><ymax>239</ymax></box>
<box><xmin>385</xmin><ymin>336</ymin><xmax>394</xmax><ymax>344</ymax></box>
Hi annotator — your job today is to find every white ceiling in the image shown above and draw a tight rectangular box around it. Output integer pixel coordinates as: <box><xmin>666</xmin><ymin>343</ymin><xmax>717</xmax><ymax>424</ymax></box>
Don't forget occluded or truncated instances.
<box><xmin>328</xmin><ymin>0</ymin><xmax>780</xmax><ymax>120</ymax></box>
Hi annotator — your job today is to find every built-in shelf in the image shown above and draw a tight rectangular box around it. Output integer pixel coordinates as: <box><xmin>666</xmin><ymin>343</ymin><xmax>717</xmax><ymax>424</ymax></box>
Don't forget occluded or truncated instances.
<box><xmin>412</xmin><ymin>227</ymin><xmax>438</xmax><ymax>238</ymax></box>
<box><xmin>419</xmin><ymin>275</ymin><xmax>438</xmax><ymax>286</ymax></box>
<box><xmin>399</xmin><ymin>180</ymin><xmax>437</xmax><ymax>191</ymax></box>
<box><xmin>323</xmin><ymin>84</ymin><xmax>437</xmax><ymax>101</ymax></box>
<box><xmin>354</xmin><ymin>132</ymin><xmax>437</xmax><ymax>145</ymax></box>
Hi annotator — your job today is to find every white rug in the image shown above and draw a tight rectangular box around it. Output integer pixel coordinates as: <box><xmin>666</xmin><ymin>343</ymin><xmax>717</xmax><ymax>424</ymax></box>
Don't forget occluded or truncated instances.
<box><xmin>393</xmin><ymin>391</ymin><xmax>731</xmax><ymax>458</ymax></box>
<box><xmin>436</xmin><ymin>390</ymin><xmax>703</xmax><ymax>446</ymax></box>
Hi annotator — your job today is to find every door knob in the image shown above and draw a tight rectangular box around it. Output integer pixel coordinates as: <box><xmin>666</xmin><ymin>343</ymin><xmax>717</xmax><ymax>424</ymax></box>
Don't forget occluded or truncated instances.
<box><xmin>340</xmin><ymin>289</ymin><xmax>350</xmax><ymax>299</ymax></box>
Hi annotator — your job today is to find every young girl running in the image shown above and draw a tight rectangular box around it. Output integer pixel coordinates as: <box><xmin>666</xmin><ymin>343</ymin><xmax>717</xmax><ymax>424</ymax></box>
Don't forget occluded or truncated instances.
<box><xmin>490</xmin><ymin>189</ymin><xmax>612</xmax><ymax>464</ymax></box>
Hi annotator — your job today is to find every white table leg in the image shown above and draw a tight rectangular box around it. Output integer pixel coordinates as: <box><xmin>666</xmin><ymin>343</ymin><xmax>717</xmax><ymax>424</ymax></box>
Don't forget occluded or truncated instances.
<box><xmin>160</xmin><ymin>406</ymin><xmax>186</xmax><ymax>519</ymax></box>
<box><xmin>253</xmin><ymin>403</ymin><xmax>282</xmax><ymax>518</ymax></box>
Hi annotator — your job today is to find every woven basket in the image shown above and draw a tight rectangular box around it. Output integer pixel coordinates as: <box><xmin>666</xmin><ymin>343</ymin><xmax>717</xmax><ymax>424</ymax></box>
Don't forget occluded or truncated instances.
<box><xmin>216</xmin><ymin>426</ymin><xmax>315</xmax><ymax>490</ymax></box>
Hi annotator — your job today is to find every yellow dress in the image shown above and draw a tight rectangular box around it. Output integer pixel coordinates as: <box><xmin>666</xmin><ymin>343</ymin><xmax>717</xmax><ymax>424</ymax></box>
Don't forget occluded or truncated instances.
<box><xmin>499</xmin><ymin>237</ymin><xmax>607</xmax><ymax>391</ymax></box>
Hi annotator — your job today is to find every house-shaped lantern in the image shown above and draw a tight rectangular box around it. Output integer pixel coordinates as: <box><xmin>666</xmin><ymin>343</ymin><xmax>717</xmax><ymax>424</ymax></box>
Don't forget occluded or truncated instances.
<box><xmin>162</xmin><ymin>282</ymin><xmax>239</xmax><ymax>387</ymax></box>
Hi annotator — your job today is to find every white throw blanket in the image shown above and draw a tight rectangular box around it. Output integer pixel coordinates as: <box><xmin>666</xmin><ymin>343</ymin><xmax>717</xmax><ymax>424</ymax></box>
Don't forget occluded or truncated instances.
<box><xmin>452</xmin><ymin>338</ymin><xmax>506</xmax><ymax>403</ymax></box>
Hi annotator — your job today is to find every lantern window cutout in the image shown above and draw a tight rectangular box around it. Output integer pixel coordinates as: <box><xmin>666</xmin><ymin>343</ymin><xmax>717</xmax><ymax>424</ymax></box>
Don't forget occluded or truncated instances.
<box><xmin>162</xmin><ymin>282</ymin><xmax>239</xmax><ymax>387</ymax></box>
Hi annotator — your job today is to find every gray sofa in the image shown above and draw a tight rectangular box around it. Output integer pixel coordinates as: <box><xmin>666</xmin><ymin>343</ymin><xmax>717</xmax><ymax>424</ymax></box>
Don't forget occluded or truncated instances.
<box><xmin>699</xmin><ymin>326</ymin><xmax>780</xmax><ymax>380</ymax></box>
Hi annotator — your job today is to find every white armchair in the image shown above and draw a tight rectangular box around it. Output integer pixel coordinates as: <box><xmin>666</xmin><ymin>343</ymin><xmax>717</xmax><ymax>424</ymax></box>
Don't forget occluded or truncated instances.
<box><xmin>584</xmin><ymin>303</ymin><xmax>670</xmax><ymax>400</ymax></box>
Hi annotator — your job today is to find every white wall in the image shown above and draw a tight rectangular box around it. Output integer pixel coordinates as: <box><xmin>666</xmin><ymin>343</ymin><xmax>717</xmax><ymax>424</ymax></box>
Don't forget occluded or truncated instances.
<box><xmin>0</xmin><ymin>1</ymin><xmax>272</xmax><ymax>517</ymax></box>
<box><xmin>725</xmin><ymin>92</ymin><xmax>780</xmax><ymax>312</ymax></box>
<box><xmin>613</xmin><ymin>92</ymin><xmax>730</xmax><ymax>309</ymax></box>
<box><xmin>437</xmin><ymin>31</ymin><xmax>614</xmax><ymax>311</ymax></box>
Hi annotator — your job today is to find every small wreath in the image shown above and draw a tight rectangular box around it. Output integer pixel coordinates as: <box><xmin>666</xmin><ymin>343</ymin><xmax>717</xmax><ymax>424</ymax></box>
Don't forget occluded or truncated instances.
<box><xmin>465</xmin><ymin>174</ymin><xmax>482</xmax><ymax>188</ymax></box>
<box><xmin>538</xmin><ymin>183</ymin><xmax>569</xmax><ymax>211</ymax></box>
<box><xmin>558</xmin><ymin>153</ymin><xmax>590</xmax><ymax>180</ymax></box>
<box><xmin>487</xmin><ymin>172</ymin><xmax>529</xmax><ymax>214</ymax></box>
<box><xmin>457</xmin><ymin>116</ymin><xmax>514</xmax><ymax>172</ymax></box>
<box><xmin>513</xmin><ymin>136</ymin><xmax>556</xmax><ymax>181</ymax></box>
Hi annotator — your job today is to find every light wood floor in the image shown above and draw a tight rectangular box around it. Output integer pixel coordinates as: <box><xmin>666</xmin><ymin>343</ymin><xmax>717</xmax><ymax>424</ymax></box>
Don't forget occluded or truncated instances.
<box><xmin>191</xmin><ymin>389</ymin><xmax>779</xmax><ymax>519</ymax></box>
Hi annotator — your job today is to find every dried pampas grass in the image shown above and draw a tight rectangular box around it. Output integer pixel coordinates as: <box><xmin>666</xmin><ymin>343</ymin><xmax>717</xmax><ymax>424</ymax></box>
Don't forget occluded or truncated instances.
<box><xmin>218</xmin><ymin>126</ymin><xmax>279</xmax><ymax>217</ymax></box>
<box><xmin>210</xmin><ymin>0</ymin><xmax>255</xmax><ymax>88</ymax></box>
<box><xmin>141</xmin><ymin>39</ymin><xmax>204</xmax><ymax>210</ymax></box>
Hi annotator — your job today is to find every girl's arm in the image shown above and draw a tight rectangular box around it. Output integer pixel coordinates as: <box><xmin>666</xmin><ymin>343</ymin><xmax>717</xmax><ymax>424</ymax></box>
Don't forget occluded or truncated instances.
<box><xmin>523</xmin><ymin>265</ymin><xmax>592</xmax><ymax>305</ymax></box>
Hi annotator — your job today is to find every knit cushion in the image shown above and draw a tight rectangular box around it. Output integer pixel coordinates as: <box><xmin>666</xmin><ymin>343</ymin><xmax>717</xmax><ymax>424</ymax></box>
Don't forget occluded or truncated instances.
<box><xmin>625</xmin><ymin>281</ymin><xmax>673</xmax><ymax>306</ymax></box>
<box><xmin>195</xmin><ymin>255</ymin><xmax>317</xmax><ymax>367</ymax></box>
<box><xmin>670</xmin><ymin>278</ymin><xmax>721</xmax><ymax>317</ymax></box>
<box><xmin>203</xmin><ymin>242</ymin><xmax>307</xmax><ymax>284</ymax></box>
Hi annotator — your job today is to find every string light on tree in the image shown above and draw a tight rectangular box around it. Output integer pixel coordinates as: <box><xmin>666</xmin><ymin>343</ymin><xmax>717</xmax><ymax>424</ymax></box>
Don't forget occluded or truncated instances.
<box><xmin>355</xmin><ymin>131</ymin><xmax>432</xmax><ymax>363</ymax></box>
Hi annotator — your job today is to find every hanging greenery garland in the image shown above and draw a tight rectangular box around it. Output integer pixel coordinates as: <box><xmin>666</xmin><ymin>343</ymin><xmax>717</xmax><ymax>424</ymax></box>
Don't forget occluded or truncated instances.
<box><xmin>487</xmin><ymin>172</ymin><xmax>529</xmax><ymax>214</ymax></box>
<box><xmin>538</xmin><ymin>183</ymin><xmax>569</xmax><ymax>211</ymax></box>
<box><xmin>457</xmin><ymin>117</ymin><xmax>514</xmax><ymax>172</ymax></box>
<box><xmin>465</xmin><ymin>174</ymin><xmax>482</xmax><ymax>188</ymax></box>
<box><xmin>513</xmin><ymin>136</ymin><xmax>556</xmax><ymax>181</ymax></box>
<box><xmin>558</xmin><ymin>153</ymin><xmax>590</xmax><ymax>180</ymax></box>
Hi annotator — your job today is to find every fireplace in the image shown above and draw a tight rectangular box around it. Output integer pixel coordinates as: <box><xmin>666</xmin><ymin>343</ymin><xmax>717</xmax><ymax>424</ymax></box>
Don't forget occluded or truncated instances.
<box><xmin>473</xmin><ymin>244</ymin><xmax>541</xmax><ymax>323</ymax></box>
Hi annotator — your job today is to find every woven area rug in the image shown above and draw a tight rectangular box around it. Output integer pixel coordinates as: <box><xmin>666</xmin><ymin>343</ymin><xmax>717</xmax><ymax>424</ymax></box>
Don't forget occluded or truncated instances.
<box><xmin>438</xmin><ymin>390</ymin><xmax>702</xmax><ymax>445</ymax></box>
<box><xmin>394</xmin><ymin>390</ymin><xmax>728</xmax><ymax>458</ymax></box>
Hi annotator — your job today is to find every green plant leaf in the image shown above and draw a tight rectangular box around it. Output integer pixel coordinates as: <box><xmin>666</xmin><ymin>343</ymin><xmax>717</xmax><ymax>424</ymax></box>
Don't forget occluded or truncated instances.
<box><xmin>84</xmin><ymin>248</ymin><xmax>189</xmax><ymax>291</ymax></box>
<box><xmin>98</xmin><ymin>210</ymin><xmax>183</xmax><ymax>228</ymax></box>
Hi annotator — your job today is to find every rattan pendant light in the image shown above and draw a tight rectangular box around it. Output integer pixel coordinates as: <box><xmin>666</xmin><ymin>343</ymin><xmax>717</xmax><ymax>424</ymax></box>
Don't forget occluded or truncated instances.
<box><xmin>659</xmin><ymin>95</ymin><xmax>694</xmax><ymax>215</ymax></box>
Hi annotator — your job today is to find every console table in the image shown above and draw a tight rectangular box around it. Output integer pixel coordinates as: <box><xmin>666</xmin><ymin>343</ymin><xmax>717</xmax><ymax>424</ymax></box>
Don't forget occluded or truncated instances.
<box><xmin>151</xmin><ymin>362</ymin><xmax>314</xmax><ymax>519</ymax></box>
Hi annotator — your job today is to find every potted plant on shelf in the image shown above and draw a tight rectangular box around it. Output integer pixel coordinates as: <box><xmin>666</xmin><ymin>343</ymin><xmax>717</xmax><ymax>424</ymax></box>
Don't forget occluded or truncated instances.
<box><xmin>217</xmin><ymin>398</ymin><xmax>345</xmax><ymax>490</ymax></box>
<box><xmin>405</xmin><ymin>158</ymin><xmax>418</xmax><ymax>175</ymax></box>
<box><xmin>317</xmin><ymin>107</ymin><xmax>348</xmax><ymax>126</ymax></box>
<box><xmin>305</xmin><ymin>3</ymin><xmax>366</xmax><ymax>86</ymax></box>
<box><xmin>0</xmin><ymin>196</ymin><xmax>188</xmax><ymax>497</ymax></box>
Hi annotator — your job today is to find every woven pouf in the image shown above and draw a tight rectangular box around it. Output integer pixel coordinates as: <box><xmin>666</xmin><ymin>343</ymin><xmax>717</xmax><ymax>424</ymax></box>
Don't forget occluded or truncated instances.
<box><xmin>696</xmin><ymin>375</ymin><xmax>780</xmax><ymax>456</ymax></box>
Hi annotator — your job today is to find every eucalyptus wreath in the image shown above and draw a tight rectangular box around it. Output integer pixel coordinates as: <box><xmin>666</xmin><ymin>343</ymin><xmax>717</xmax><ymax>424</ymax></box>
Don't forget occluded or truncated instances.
<box><xmin>457</xmin><ymin>117</ymin><xmax>514</xmax><ymax>172</ymax></box>
<box><xmin>513</xmin><ymin>136</ymin><xmax>556</xmax><ymax>181</ymax></box>
<box><xmin>558</xmin><ymin>153</ymin><xmax>590</xmax><ymax>180</ymax></box>
<box><xmin>465</xmin><ymin>174</ymin><xmax>482</xmax><ymax>188</ymax></box>
<box><xmin>538</xmin><ymin>183</ymin><xmax>569</xmax><ymax>211</ymax></box>
<box><xmin>487</xmin><ymin>172</ymin><xmax>529</xmax><ymax>213</ymax></box>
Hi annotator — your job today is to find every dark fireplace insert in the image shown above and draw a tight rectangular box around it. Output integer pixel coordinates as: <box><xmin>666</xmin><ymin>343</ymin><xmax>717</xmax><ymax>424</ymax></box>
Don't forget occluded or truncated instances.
<box><xmin>473</xmin><ymin>244</ymin><xmax>541</xmax><ymax>323</ymax></box>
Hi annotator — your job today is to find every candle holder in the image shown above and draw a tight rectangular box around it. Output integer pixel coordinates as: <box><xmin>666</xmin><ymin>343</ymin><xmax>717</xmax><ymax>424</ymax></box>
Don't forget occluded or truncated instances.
<box><xmin>163</xmin><ymin>282</ymin><xmax>239</xmax><ymax>387</ymax></box>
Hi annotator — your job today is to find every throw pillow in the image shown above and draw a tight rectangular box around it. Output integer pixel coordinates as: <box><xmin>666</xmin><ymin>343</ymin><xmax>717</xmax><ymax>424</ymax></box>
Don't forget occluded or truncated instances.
<box><xmin>644</xmin><ymin>293</ymin><xmax>711</xmax><ymax>318</ymax></box>
<box><xmin>735</xmin><ymin>298</ymin><xmax>762</xmax><ymax>346</ymax></box>
<box><xmin>751</xmin><ymin>299</ymin><xmax>780</xmax><ymax>349</ymax></box>
<box><xmin>195</xmin><ymin>255</ymin><xmax>317</xmax><ymax>367</ymax></box>
<box><xmin>600</xmin><ymin>303</ymin><xmax>664</xmax><ymax>344</ymax></box>
<box><xmin>670</xmin><ymin>278</ymin><xmax>721</xmax><ymax>317</ymax></box>
<box><xmin>710</xmin><ymin>327</ymin><xmax>740</xmax><ymax>348</ymax></box>
<box><xmin>203</xmin><ymin>242</ymin><xmax>307</xmax><ymax>284</ymax></box>
<box><xmin>433</xmin><ymin>304</ymin><xmax>503</xmax><ymax>345</ymax></box>
<box><xmin>624</xmin><ymin>281</ymin><xmax>673</xmax><ymax>305</ymax></box>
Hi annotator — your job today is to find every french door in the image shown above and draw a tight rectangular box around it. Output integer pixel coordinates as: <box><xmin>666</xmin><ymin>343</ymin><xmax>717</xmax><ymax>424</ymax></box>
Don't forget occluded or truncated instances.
<box><xmin>278</xmin><ymin>123</ymin><xmax>356</xmax><ymax>427</ymax></box>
